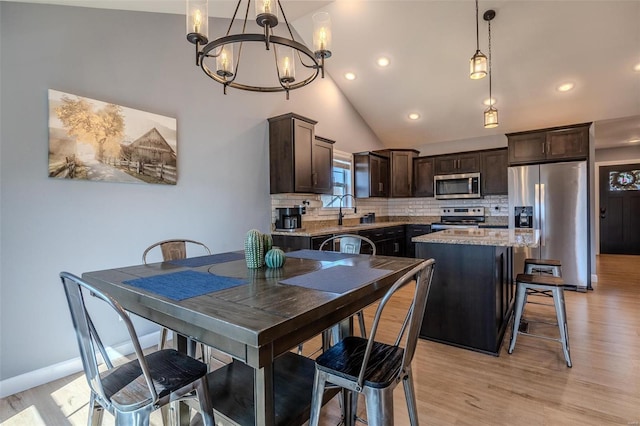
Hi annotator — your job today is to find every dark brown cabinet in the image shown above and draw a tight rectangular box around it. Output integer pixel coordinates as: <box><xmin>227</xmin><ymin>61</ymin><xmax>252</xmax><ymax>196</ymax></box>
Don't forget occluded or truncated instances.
<box><xmin>434</xmin><ymin>152</ymin><xmax>480</xmax><ymax>175</ymax></box>
<box><xmin>354</xmin><ymin>152</ymin><xmax>389</xmax><ymax>198</ymax></box>
<box><xmin>376</xmin><ymin>149</ymin><xmax>419</xmax><ymax>197</ymax></box>
<box><xmin>268</xmin><ymin>113</ymin><xmax>334</xmax><ymax>194</ymax></box>
<box><xmin>413</xmin><ymin>157</ymin><xmax>435</xmax><ymax>197</ymax></box>
<box><xmin>507</xmin><ymin>122</ymin><xmax>590</xmax><ymax>166</ymax></box>
<box><xmin>480</xmin><ymin>148</ymin><xmax>508</xmax><ymax>195</ymax></box>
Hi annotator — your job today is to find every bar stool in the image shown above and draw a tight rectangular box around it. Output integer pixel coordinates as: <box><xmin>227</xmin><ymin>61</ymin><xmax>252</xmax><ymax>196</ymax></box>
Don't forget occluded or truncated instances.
<box><xmin>524</xmin><ymin>258</ymin><xmax>562</xmax><ymax>276</ymax></box>
<box><xmin>508</xmin><ymin>273</ymin><xmax>572</xmax><ymax>367</ymax></box>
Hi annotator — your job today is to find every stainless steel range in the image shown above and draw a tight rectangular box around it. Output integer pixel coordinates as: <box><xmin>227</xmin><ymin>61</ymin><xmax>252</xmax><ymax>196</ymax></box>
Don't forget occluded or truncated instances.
<box><xmin>431</xmin><ymin>207</ymin><xmax>485</xmax><ymax>231</ymax></box>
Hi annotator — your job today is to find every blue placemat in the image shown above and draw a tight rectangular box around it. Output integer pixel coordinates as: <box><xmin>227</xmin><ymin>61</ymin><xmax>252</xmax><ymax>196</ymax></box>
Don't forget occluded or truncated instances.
<box><xmin>168</xmin><ymin>252</ymin><xmax>245</xmax><ymax>268</ymax></box>
<box><xmin>285</xmin><ymin>249</ymin><xmax>358</xmax><ymax>262</ymax></box>
<box><xmin>279</xmin><ymin>265</ymin><xmax>393</xmax><ymax>294</ymax></box>
<box><xmin>123</xmin><ymin>270</ymin><xmax>247</xmax><ymax>301</ymax></box>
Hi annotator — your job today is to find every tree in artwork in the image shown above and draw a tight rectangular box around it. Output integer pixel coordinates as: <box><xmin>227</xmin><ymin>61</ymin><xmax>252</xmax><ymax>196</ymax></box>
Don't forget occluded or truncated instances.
<box><xmin>55</xmin><ymin>95</ymin><xmax>125</xmax><ymax>162</ymax></box>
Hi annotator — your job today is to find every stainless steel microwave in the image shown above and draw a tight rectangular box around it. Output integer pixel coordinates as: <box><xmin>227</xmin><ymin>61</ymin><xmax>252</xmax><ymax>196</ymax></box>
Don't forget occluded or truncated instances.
<box><xmin>434</xmin><ymin>172</ymin><xmax>481</xmax><ymax>199</ymax></box>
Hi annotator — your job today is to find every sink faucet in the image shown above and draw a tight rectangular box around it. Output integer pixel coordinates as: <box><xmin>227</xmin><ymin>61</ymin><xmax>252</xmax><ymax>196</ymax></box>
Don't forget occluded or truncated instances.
<box><xmin>337</xmin><ymin>194</ymin><xmax>357</xmax><ymax>226</ymax></box>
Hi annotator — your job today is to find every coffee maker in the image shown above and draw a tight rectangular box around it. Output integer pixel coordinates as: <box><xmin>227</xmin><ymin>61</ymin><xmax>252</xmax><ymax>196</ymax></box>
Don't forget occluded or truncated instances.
<box><xmin>275</xmin><ymin>206</ymin><xmax>306</xmax><ymax>231</ymax></box>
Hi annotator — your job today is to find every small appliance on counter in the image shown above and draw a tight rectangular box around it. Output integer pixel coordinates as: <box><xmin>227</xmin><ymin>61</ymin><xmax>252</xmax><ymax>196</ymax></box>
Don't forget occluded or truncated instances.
<box><xmin>274</xmin><ymin>206</ymin><xmax>306</xmax><ymax>231</ymax></box>
<box><xmin>430</xmin><ymin>207</ymin><xmax>485</xmax><ymax>231</ymax></box>
<box><xmin>360</xmin><ymin>213</ymin><xmax>376</xmax><ymax>224</ymax></box>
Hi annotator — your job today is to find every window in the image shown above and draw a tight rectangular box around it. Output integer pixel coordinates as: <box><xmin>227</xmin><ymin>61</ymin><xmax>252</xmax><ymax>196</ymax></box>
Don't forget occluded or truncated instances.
<box><xmin>321</xmin><ymin>150</ymin><xmax>353</xmax><ymax>208</ymax></box>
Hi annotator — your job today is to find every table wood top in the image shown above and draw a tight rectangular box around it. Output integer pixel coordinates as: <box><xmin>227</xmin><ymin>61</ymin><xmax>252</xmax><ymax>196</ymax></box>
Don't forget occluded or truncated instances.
<box><xmin>82</xmin><ymin>252</ymin><xmax>422</xmax><ymax>368</ymax></box>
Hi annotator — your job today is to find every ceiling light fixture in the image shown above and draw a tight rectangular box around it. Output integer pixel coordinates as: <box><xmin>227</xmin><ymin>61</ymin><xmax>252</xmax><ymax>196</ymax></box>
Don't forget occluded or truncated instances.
<box><xmin>377</xmin><ymin>57</ymin><xmax>390</xmax><ymax>67</ymax></box>
<box><xmin>483</xmin><ymin>10</ymin><xmax>498</xmax><ymax>129</ymax></box>
<box><xmin>634</xmin><ymin>63</ymin><xmax>640</xmax><ymax>72</ymax></box>
<box><xmin>186</xmin><ymin>0</ymin><xmax>332</xmax><ymax>100</ymax></box>
<box><xmin>408</xmin><ymin>113</ymin><xmax>420</xmax><ymax>120</ymax></box>
<box><xmin>557</xmin><ymin>82</ymin><xmax>575</xmax><ymax>92</ymax></box>
<box><xmin>469</xmin><ymin>0</ymin><xmax>487</xmax><ymax>79</ymax></box>
<box><xmin>344</xmin><ymin>72</ymin><xmax>356</xmax><ymax>80</ymax></box>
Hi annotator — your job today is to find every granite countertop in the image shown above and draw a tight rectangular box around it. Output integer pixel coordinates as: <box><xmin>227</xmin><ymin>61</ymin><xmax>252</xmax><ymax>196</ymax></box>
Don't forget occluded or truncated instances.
<box><xmin>412</xmin><ymin>228</ymin><xmax>540</xmax><ymax>248</ymax></box>
<box><xmin>271</xmin><ymin>216</ymin><xmax>509</xmax><ymax>238</ymax></box>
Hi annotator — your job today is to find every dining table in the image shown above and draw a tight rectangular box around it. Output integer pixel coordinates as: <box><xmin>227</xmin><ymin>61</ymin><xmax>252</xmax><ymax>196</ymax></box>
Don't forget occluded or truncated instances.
<box><xmin>81</xmin><ymin>249</ymin><xmax>423</xmax><ymax>426</ymax></box>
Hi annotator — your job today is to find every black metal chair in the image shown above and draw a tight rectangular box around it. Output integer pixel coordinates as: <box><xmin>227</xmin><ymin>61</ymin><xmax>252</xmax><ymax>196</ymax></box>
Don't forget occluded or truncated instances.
<box><xmin>60</xmin><ymin>272</ymin><xmax>215</xmax><ymax>426</ymax></box>
<box><xmin>142</xmin><ymin>239</ymin><xmax>212</xmax><ymax>357</ymax></box>
<box><xmin>308</xmin><ymin>259</ymin><xmax>436</xmax><ymax>426</ymax></box>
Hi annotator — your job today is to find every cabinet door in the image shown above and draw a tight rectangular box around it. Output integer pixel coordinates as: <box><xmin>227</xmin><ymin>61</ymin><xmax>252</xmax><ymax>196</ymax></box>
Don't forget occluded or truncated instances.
<box><xmin>546</xmin><ymin>127</ymin><xmax>588</xmax><ymax>161</ymax></box>
<box><xmin>312</xmin><ymin>138</ymin><xmax>333</xmax><ymax>194</ymax></box>
<box><xmin>390</xmin><ymin>151</ymin><xmax>414</xmax><ymax>197</ymax></box>
<box><xmin>481</xmin><ymin>149</ymin><xmax>508</xmax><ymax>195</ymax></box>
<box><xmin>434</xmin><ymin>154</ymin><xmax>459</xmax><ymax>175</ymax></box>
<box><xmin>293</xmin><ymin>119</ymin><xmax>315</xmax><ymax>193</ymax></box>
<box><xmin>457</xmin><ymin>152</ymin><xmax>480</xmax><ymax>173</ymax></box>
<box><xmin>370</xmin><ymin>155</ymin><xmax>382</xmax><ymax>197</ymax></box>
<box><xmin>378</xmin><ymin>156</ymin><xmax>389</xmax><ymax>197</ymax></box>
<box><xmin>413</xmin><ymin>157</ymin><xmax>434</xmax><ymax>197</ymax></box>
<box><xmin>507</xmin><ymin>132</ymin><xmax>546</xmax><ymax>165</ymax></box>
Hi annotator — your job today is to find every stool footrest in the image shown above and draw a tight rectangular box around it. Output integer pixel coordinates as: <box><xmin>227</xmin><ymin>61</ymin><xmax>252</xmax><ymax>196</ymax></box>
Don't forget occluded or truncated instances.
<box><xmin>524</xmin><ymin>258</ymin><xmax>562</xmax><ymax>267</ymax></box>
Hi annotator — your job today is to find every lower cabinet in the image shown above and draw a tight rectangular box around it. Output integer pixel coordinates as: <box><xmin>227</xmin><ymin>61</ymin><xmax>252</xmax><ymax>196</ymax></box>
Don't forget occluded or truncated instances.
<box><xmin>405</xmin><ymin>225</ymin><xmax>431</xmax><ymax>257</ymax></box>
<box><xmin>272</xmin><ymin>234</ymin><xmax>332</xmax><ymax>251</ymax></box>
<box><xmin>416</xmin><ymin>242</ymin><xmax>513</xmax><ymax>355</ymax></box>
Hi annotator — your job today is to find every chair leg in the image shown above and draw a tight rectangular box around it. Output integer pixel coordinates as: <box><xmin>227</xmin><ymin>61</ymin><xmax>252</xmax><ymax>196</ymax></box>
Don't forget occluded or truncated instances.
<box><xmin>309</xmin><ymin>370</ymin><xmax>328</xmax><ymax>426</ymax></box>
<box><xmin>402</xmin><ymin>369</ymin><xmax>419</xmax><ymax>426</ymax></box>
<box><xmin>356</xmin><ymin>311</ymin><xmax>367</xmax><ymax>338</ymax></box>
<box><xmin>552</xmin><ymin>288</ymin><xmax>572</xmax><ymax>367</ymax></box>
<box><xmin>158</xmin><ymin>327</ymin><xmax>168</xmax><ymax>351</ymax></box>
<box><xmin>114</xmin><ymin>406</ymin><xmax>153</xmax><ymax>426</ymax></box>
<box><xmin>195</xmin><ymin>377</ymin><xmax>215</xmax><ymax>426</ymax></box>
<box><xmin>88</xmin><ymin>393</ymin><xmax>104</xmax><ymax>426</ymax></box>
<box><xmin>508</xmin><ymin>283</ymin><xmax>526</xmax><ymax>354</ymax></box>
<box><xmin>364</xmin><ymin>387</ymin><xmax>394</xmax><ymax>426</ymax></box>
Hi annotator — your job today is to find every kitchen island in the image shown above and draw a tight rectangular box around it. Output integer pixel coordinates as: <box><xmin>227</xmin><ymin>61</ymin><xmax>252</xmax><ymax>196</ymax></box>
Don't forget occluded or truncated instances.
<box><xmin>413</xmin><ymin>228</ymin><xmax>539</xmax><ymax>355</ymax></box>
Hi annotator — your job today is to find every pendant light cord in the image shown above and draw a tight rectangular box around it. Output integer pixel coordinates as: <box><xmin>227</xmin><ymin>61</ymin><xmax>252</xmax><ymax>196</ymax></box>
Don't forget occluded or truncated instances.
<box><xmin>488</xmin><ymin>17</ymin><xmax>493</xmax><ymax>105</ymax></box>
<box><xmin>475</xmin><ymin>0</ymin><xmax>480</xmax><ymax>51</ymax></box>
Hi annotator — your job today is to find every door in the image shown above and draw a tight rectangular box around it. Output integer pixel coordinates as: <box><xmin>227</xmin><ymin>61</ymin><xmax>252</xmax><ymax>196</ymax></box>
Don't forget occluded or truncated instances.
<box><xmin>540</xmin><ymin>162</ymin><xmax>589</xmax><ymax>289</ymax></box>
<box><xmin>599</xmin><ymin>163</ymin><xmax>640</xmax><ymax>254</ymax></box>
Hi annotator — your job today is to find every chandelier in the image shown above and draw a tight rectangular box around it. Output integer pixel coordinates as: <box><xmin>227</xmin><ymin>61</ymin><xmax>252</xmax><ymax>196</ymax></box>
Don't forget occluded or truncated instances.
<box><xmin>469</xmin><ymin>0</ymin><xmax>487</xmax><ymax>79</ymax></box>
<box><xmin>483</xmin><ymin>9</ymin><xmax>498</xmax><ymax>128</ymax></box>
<box><xmin>186</xmin><ymin>0</ymin><xmax>332</xmax><ymax>99</ymax></box>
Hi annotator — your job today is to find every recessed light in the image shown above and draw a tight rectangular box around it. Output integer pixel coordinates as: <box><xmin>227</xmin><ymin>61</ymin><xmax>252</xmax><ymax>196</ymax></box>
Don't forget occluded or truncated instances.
<box><xmin>408</xmin><ymin>113</ymin><xmax>420</xmax><ymax>120</ymax></box>
<box><xmin>629</xmin><ymin>138</ymin><xmax>640</xmax><ymax>144</ymax></box>
<box><xmin>634</xmin><ymin>63</ymin><xmax>640</xmax><ymax>72</ymax></box>
<box><xmin>344</xmin><ymin>72</ymin><xmax>356</xmax><ymax>81</ymax></box>
<box><xmin>377</xmin><ymin>57</ymin><xmax>390</xmax><ymax>67</ymax></box>
<box><xmin>557</xmin><ymin>82</ymin><xmax>575</xmax><ymax>92</ymax></box>
<box><xmin>483</xmin><ymin>97</ymin><xmax>497</xmax><ymax>106</ymax></box>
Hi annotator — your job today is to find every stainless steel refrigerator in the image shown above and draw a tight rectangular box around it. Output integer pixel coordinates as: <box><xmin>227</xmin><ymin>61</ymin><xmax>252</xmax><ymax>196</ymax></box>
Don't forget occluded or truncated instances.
<box><xmin>508</xmin><ymin>161</ymin><xmax>589</xmax><ymax>290</ymax></box>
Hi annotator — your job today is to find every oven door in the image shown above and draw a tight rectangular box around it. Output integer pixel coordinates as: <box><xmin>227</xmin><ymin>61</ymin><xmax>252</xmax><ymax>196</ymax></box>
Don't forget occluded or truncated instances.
<box><xmin>434</xmin><ymin>173</ymin><xmax>481</xmax><ymax>199</ymax></box>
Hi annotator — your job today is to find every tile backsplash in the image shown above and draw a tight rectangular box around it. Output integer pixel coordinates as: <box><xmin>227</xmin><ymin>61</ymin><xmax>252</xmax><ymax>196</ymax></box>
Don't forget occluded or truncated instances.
<box><xmin>271</xmin><ymin>194</ymin><xmax>508</xmax><ymax>227</ymax></box>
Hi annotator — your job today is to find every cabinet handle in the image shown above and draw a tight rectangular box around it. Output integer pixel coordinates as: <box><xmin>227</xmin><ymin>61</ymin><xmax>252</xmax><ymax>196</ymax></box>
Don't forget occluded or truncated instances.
<box><xmin>542</xmin><ymin>142</ymin><xmax>546</xmax><ymax>154</ymax></box>
<box><xmin>379</xmin><ymin>182</ymin><xmax>383</xmax><ymax>192</ymax></box>
<box><xmin>312</xmin><ymin>172</ymin><xmax>318</xmax><ymax>185</ymax></box>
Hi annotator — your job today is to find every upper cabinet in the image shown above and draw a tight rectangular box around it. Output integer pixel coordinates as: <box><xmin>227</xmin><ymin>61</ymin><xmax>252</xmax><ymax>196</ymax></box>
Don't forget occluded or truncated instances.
<box><xmin>480</xmin><ymin>148</ymin><xmax>508</xmax><ymax>195</ymax></box>
<box><xmin>376</xmin><ymin>149</ymin><xmax>419</xmax><ymax>197</ymax></box>
<box><xmin>413</xmin><ymin>156</ymin><xmax>435</xmax><ymax>197</ymax></box>
<box><xmin>434</xmin><ymin>152</ymin><xmax>481</xmax><ymax>175</ymax></box>
<box><xmin>507</xmin><ymin>122</ymin><xmax>591</xmax><ymax>166</ymax></box>
<box><xmin>268</xmin><ymin>113</ymin><xmax>334</xmax><ymax>194</ymax></box>
<box><xmin>354</xmin><ymin>152</ymin><xmax>389</xmax><ymax>198</ymax></box>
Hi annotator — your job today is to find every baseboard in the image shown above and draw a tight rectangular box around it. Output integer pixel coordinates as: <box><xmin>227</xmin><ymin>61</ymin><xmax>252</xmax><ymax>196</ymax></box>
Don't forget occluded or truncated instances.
<box><xmin>0</xmin><ymin>331</ymin><xmax>161</xmax><ymax>399</ymax></box>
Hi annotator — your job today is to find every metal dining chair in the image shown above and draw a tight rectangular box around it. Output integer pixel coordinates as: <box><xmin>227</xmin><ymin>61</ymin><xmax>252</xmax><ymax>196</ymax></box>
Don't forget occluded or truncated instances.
<box><xmin>308</xmin><ymin>259</ymin><xmax>436</xmax><ymax>426</ymax></box>
<box><xmin>60</xmin><ymin>272</ymin><xmax>215</xmax><ymax>426</ymax></box>
<box><xmin>142</xmin><ymin>239</ymin><xmax>211</xmax><ymax>355</ymax></box>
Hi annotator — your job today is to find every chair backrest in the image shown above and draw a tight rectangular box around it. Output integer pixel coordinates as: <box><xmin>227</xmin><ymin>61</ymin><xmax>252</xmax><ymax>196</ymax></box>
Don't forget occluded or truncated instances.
<box><xmin>356</xmin><ymin>258</ymin><xmax>435</xmax><ymax>387</ymax></box>
<box><xmin>142</xmin><ymin>239</ymin><xmax>211</xmax><ymax>264</ymax></box>
<box><xmin>60</xmin><ymin>272</ymin><xmax>159</xmax><ymax>408</ymax></box>
<box><xmin>318</xmin><ymin>234</ymin><xmax>377</xmax><ymax>255</ymax></box>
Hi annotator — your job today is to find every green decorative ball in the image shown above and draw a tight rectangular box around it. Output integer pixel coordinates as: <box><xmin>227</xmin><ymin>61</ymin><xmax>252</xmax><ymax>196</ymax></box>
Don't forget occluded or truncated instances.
<box><xmin>265</xmin><ymin>248</ymin><xmax>286</xmax><ymax>269</ymax></box>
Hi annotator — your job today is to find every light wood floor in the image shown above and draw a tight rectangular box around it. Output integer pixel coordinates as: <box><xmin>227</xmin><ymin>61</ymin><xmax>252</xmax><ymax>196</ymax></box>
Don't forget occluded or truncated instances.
<box><xmin>2</xmin><ymin>254</ymin><xmax>639</xmax><ymax>425</ymax></box>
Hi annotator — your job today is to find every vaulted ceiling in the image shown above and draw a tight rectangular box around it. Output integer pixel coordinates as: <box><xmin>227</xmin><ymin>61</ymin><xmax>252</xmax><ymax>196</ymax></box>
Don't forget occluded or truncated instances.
<box><xmin>7</xmin><ymin>0</ymin><xmax>640</xmax><ymax>150</ymax></box>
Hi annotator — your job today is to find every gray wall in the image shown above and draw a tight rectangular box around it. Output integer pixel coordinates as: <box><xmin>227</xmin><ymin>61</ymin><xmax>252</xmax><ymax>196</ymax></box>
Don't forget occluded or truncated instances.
<box><xmin>0</xmin><ymin>2</ymin><xmax>383</xmax><ymax>385</ymax></box>
<box><xmin>594</xmin><ymin>145</ymin><xmax>640</xmax><ymax>163</ymax></box>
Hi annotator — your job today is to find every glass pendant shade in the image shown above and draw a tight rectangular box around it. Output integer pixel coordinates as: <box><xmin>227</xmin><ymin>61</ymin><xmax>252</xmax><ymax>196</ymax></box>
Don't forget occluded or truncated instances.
<box><xmin>215</xmin><ymin>45</ymin><xmax>234</xmax><ymax>78</ymax></box>
<box><xmin>278</xmin><ymin>47</ymin><xmax>296</xmax><ymax>84</ymax></box>
<box><xmin>312</xmin><ymin>12</ymin><xmax>332</xmax><ymax>54</ymax></box>
<box><xmin>484</xmin><ymin>106</ymin><xmax>499</xmax><ymax>128</ymax></box>
<box><xmin>470</xmin><ymin>51</ymin><xmax>487</xmax><ymax>79</ymax></box>
<box><xmin>255</xmin><ymin>0</ymin><xmax>277</xmax><ymax>19</ymax></box>
<box><xmin>186</xmin><ymin>0</ymin><xmax>208</xmax><ymax>41</ymax></box>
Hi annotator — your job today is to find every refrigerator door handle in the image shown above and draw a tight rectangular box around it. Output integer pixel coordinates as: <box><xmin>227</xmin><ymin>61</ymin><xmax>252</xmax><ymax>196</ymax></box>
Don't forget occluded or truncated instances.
<box><xmin>540</xmin><ymin>183</ymin><xmax>546</xmax><ymax>246</ymax></box>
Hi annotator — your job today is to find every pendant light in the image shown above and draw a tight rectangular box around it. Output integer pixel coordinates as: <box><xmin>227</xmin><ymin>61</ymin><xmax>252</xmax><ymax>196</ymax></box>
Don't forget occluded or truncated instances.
<box><xmin>469</xmin><ymin>0</ymin><xmax>487</xmax><ymax>79</ymax></box>
<box><xmin>484</xmin><ymin>9</ymin><xmax>498</xmax><ymax>128</ymax></box>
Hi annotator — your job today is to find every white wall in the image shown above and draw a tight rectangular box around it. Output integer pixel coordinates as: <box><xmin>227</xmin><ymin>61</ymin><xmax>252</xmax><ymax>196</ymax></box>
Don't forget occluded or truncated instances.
<box><xmin>0</xmin><ymin>2</ymin><xmax>384</xmax><ymax>391</ymax></box>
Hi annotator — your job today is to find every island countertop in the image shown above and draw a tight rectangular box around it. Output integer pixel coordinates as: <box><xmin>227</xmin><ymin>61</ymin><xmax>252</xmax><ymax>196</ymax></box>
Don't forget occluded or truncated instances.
<box><xmin>412</xmin><ymin>228</ymin><xmax>539</xmax><ymax>248</ymax></box>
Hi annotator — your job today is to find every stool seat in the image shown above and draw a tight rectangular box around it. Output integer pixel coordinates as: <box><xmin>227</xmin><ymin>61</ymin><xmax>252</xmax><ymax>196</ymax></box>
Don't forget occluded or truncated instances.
<box><xmin>516</xmin><ymin>273</ymin><xmax>564</xmax><ymax>287</ymax></box>
<box><xmin>524</xmin><ymin>258</ymin><xmax>561</xmax><ymax>267</ymax></box>
<box><xmin>524</xmin><ymin>258</ymin><xmax>562</xmax><ymax>277</ymax></box>
<box><xmin>509</xmin><ymin>272</ymin><xmax>572</xmax><ymax>367</ymax></box>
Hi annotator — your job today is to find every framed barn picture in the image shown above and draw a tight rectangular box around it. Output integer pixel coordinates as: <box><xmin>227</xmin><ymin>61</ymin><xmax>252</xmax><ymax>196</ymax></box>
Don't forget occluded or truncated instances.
<box><xmin>48</xmin><ymin>89</ymin><xmax>177</xmax><ymax>185</ymax></box>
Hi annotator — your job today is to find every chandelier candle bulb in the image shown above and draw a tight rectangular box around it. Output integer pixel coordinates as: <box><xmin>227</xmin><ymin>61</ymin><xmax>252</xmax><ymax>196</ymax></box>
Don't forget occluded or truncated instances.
<box><xmin>313</xmin><ymin>12</ymin><xmax>332</xmax><ymax>55</ymax></box>
<box><xmin>216</xmin><ymin>46</ymin><xmax>234</xmax><ymax>78</ymax></box>
<box><xmin>278</xmin><ymin>47</ymin><xmax>296</xmax><ymax>83</ymax></box>
<box><xmin>186</xmin><ymin>0</ymin><xmax>208</xmax><ymax>45</ymax></box>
